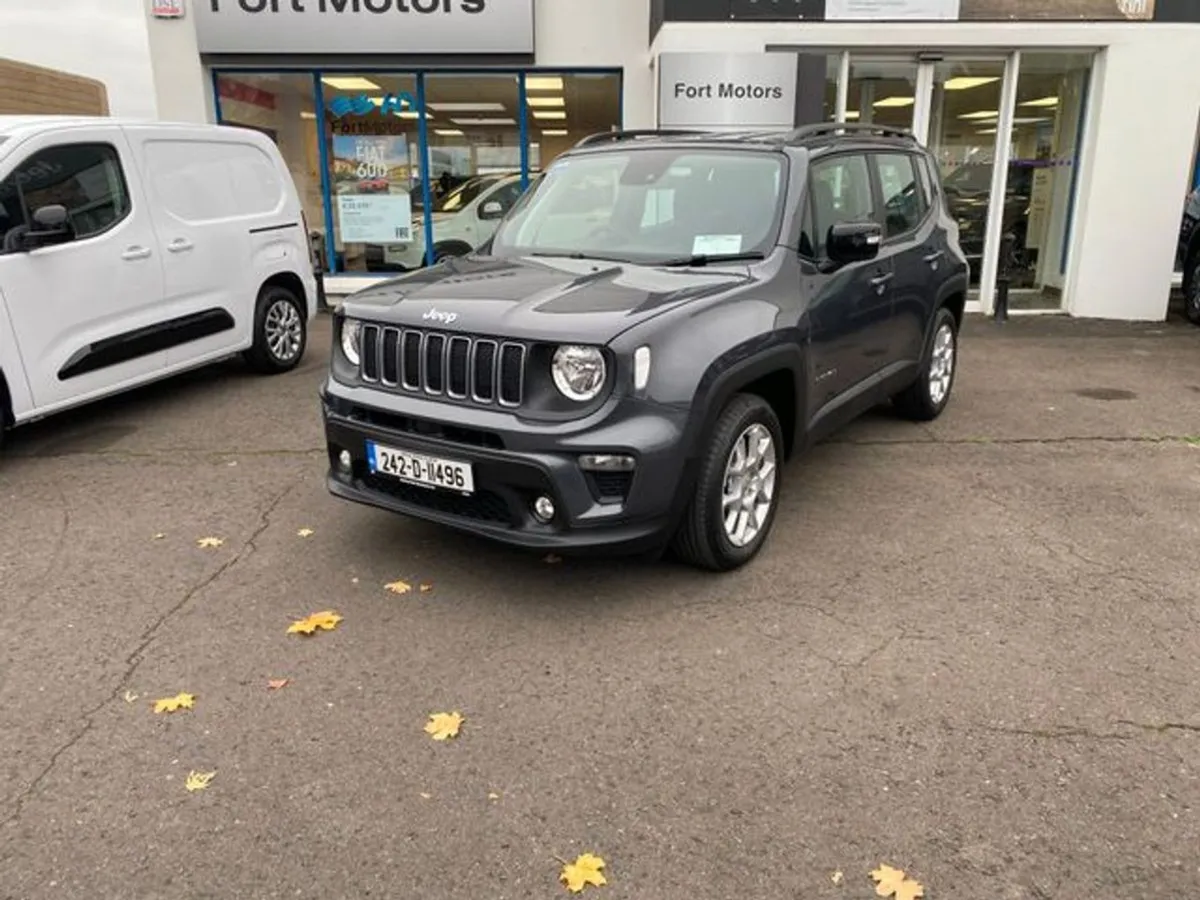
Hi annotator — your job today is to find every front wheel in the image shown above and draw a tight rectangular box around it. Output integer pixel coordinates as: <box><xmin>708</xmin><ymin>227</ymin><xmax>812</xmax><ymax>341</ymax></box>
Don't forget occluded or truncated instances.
<box><xmin>244</xmin><ymin>285</ymin><xmax>307</xmax><ymax>374</ymax></box>
<box><xmin>892</xmin><ymin>306</ymin><xmax>958</xmax><ymax>421</ymax></box>
<box><xmin>672</xmin><ymin>394</ymin><xmax>784</xmax><ymax>572</ymax></box>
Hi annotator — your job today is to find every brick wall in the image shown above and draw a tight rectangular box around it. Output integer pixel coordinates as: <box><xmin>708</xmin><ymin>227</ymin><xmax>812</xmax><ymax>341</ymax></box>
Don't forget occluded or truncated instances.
<box><xmin>0</xmin><ymin>58</ymin><xmax>109</xmax><ymax>116</ymax></box>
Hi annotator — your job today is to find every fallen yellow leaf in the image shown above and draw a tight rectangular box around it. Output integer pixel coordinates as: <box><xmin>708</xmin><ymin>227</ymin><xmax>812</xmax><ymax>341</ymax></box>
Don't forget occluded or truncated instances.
<box><xmin>419</xmin><ymin>792</ymin><xmax>432</xmax><ymax>800</ymax></box>
<box><xmin>385</xmin><ymin>580</ymin><xmax>411</xmax><ymax>595</ymax></box>
<box><xmin>185</xmin><ymin>770</ymin><xmax>216</xmax><ymax>792</ymax></box>
<box><xmin>123</xmin><ymin>690</ymin><xmax>139</xmax><ymax>704</ymax></box>
<box><xmin>297</xmin><ymin>528</ymin><xmax>315</xmax><ymax>538</ymax></box>
<box><xmin>424</xmin><ymin>711</ymin><xmax>464</xmax><ymax>741</ymax></box>
<box><xmin>419</xmin><ymin>582</ymin><xmax>434</xmax><ymax>593</ymax></box>
<box><xmin>152</xmin><ymin>533</ymin><xmax>166</xmax><ymax>541</ymax></box>
<box><xmin>153</xmin><ymin>692</ymin><xmax>195</xmax><ymax>714</ymax></box>
<box><xmin>488</xmin><ymin>791</ymin><xmax>501</xmax><ymax>801</ymax></box>
<box><xmin>832</xmin><ymin>870</ymin><xmax>844</xmax><ymax>885</ymax></box>
<box><xmin>267</xmin><ymin>678</ymin><xmax>290</xmax><ymax>690</ymax></box>
<box><xmin>560</xmin><ymin>853</ymin><xmax>606</xmax><ymax>893</ymax></box>
<box><xmin>287</xmin><ymin>611</ymin><xmax>342</xmax><ymax>635</ymax></box>
<box><xmin>871</xmin><ymin>864</ymin><xmax>923</xmax><ymax>900</ymax></box>
<box><xmin>196</xmin><ymin>536</ymin><xmax>224</xmax><ymax>549</ymax></box>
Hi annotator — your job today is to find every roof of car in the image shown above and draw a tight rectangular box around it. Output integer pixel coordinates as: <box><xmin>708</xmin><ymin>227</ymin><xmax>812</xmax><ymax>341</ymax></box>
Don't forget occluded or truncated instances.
<box><xmin>566</xmin><ymin>124</ymin><xmax>923</xmax><ymax>157</ymax></box>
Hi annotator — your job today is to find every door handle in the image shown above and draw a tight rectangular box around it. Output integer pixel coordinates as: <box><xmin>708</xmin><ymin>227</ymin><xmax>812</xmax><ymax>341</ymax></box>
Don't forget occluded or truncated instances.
<box><xmin>121</xmin><ymin>246</ymin><xmax>152</xmax><ymax>261</ymax></box>
<box><xmin>869</xmin><ymin>272</ymin><xmax>894</xmax><ymax>294</ymax></box>
<box><xmin>923</xmin><ymin>250</ymin><xmax>944</xmax><ymax>267</ymax></box>
<box><xmin>167</xmin><ymin>238</ymin><xmax>194</xmax><ymax>253</ymax></box>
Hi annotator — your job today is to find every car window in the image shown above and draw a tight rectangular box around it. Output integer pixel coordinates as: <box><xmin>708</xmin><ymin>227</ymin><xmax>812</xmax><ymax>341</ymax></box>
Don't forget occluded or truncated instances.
<box><xmin>808</xmin><ymin>154</ymin><xmax>873</xmax><ymax>258</ymax></box>
<box><xmin>485</xmin><ymin>180</ymin><xmax>526</xmax><ymax>216</ymax></box>
<box><xmin>0</xmin><ymin>143</ymin><xmax>130</xmax><ymax>255</ymax></box>
<box><xmin>875</xmin><ymin>153</ymin><xmax>927</xmax><ymax>239</ymax></box>
<box><xmin>435</xmin><ymin>175</ymin><xmax>503</xmax><ymax>213</ymax></box>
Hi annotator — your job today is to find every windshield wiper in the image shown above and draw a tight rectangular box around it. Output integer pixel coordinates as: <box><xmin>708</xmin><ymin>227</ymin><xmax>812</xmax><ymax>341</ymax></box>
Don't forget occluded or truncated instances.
<box><xmin>655</xmin><ymin>252</ymin><xmax>766</xmax><ymax>268</ymax></box>
<box><xmin>529</xmin><ymin>251</ymin><xmax>631</xmax><ymax>263</ymax></box>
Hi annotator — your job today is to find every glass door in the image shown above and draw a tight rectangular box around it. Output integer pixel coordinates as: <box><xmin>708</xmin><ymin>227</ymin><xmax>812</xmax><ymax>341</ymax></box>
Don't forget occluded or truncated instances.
<box><xmin>846</xmin><ymin>56</ymin><xmax>919</xmax><ymax>131</ymax></box>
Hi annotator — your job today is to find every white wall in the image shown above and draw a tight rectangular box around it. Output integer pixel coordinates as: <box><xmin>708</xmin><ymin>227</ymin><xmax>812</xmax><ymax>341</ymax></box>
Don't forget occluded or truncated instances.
<box><xmin>653</xmin><ymin>20</ymin><xmax>1200</xmax><ymax>321</ymax></box>
<box><xmin>535</xmin><ymin>0</ymin><xmax>653</xmax><ymax>130</ymax></box>
<box><xmin>0</xmin><ymin>0</ymin><xmax>158</xmax><ymax>118</ymax></box>
<box><xmin>145</xmin><ymin>9</ymin><xmax>210</xmax><ymax>123</ymax></box>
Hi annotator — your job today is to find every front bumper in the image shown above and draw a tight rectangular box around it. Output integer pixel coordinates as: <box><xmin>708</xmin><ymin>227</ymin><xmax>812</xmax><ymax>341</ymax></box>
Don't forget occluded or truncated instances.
<box><xmin>321</xmin><ymin>380</ymin><xmax>692</xmax><ymax>554</ymax></box>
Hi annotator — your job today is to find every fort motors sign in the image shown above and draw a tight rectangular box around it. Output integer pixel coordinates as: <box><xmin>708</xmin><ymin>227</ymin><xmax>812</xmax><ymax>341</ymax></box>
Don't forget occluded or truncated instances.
<box><xmin>658</xmin><ymin>53</ymin><xmax>798</xmax><ymax>131</ymax></box>
<box><xmin>194</xmin><ymin>0</ymin><xmax>534</xmax><ymax>54</ymax></box>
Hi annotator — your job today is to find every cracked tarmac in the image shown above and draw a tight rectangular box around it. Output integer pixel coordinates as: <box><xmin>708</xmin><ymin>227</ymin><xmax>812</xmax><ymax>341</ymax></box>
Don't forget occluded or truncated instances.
<box><xmin>2</xmin><ymin>314</ymin><xmax>1200</xmax><ymax>899</ymax></box>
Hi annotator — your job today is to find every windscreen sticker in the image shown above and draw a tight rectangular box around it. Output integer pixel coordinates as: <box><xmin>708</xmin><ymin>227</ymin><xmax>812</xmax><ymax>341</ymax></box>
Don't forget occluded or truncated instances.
<box><xmin>692</xmin><ymin>234</ymin><xmax>742</xmax><ymax>256</ymax></box>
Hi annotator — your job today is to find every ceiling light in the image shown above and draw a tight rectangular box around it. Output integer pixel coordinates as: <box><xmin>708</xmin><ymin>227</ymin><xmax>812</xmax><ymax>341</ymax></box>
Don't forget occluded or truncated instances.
<box><xmin>450</xmin><ymin>117</ymin><xmax>517</xmax><ymax>126</ymax></box>
<box><xmin>541</xmin><ymin>129</ymin><xmax>569</xmax><ymax>136</ymax></box>
<box><xmin>526</xmin><ymin>96</ymin><xmax>565</xmax><ymax>108</ymax></box>
<box><xmin>435</xmin><ymin>129</ymin><xmax>464</xmax><ymax>136</ymax></box>
<box><xmin>300</xmin><ymin>111</ymin><xmax>316</xmax><ymax>120</ymax></box>
<box><xmin>873</xmin><ymin>96</ymin><xmax>915</xmax><ymax>108</ymax></box>
<box><xmin>532</xmin><ymin>110</ymin><xmax>567</xmax><ymax>120</ymax></box>
<box><xmin>1012</xmin><ymin>116</ymin><xmax>1052</xmax><ymax>124</ymax></box>
<box><xmin>843</xmin><ymin>111</ymin><xmax>861</xmax><ymax>120</ymax></box>
<box><xmin>959</xmin><ymin>110</ymin><xmax>1000</xmax><ymax>119</ymax></box>
<box><xmin>943</xmin><ymin>76</ymin><xmax>1000</xmax><ymax>91</ymax></box>
<box><xmin>977</xmin><ymin>127</ymin><xmax>998</xmax><ymax>134</ymax></box>
<box><xmin>320</xmin><ymin>77</ymin><xmax>380</xmax><ymax>91</ymax></box>
<box><xmin>427</xmin><ymin>102</ymin><xmax>506</xmax><ymax>112</ymax></box>
<box><xmin>525</xmin><ymin>76</ymin><xmax>564</xmax><ymax>91</ymax></box>
<box><xmin>396</xmin><ymin>111</ymin><xmax>427</xmax><ymax>119</ymax></box>
<box><xmin>1020</xmin><ymin>96</ymin><xmax>1060</xmax><ymax>107</ymax></box>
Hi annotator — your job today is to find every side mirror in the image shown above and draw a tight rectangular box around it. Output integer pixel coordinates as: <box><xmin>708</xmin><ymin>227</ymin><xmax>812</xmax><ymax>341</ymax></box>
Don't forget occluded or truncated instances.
<box><xmin>21</xmin><ymin>204</ymin><xmax>72</xmax><ymax>249</ymax></box>
<box><xmin>478</xmin><ymin>200</ymin><xmax>504</xmax><ymax>221</ymax></box>
<box><xmin>826</xmin><ymin>220</ymin><xmax>881</xmax><ymax>265</ymax></box>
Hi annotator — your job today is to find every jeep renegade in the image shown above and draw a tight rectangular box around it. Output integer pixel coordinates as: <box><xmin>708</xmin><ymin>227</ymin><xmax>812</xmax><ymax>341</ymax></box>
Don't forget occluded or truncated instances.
<box><xmin>321</xmin><ymin>124</ymin><xmax>969</xmax><ymax>571</ymax></box>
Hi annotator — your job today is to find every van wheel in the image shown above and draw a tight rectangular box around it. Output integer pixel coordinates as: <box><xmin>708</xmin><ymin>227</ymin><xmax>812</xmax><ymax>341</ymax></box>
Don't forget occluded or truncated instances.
<box><xmin>892</xmin><ymin>306</ymin><xmax>958</xmax><ymax>421</ymax></box>
<box><xmin>244</xmin><ymin>285</ymin><xmax>306</xmax><ymax>374</ymax></box>
<box><xmin>671</xmin><ymin>394</ymin><xmax>783</xmax><ymax>572</ymax></box>
<box><xmin>433</xmin><ymin>242</ymin><xmax>472</xmax><ymax>263</ymax></box>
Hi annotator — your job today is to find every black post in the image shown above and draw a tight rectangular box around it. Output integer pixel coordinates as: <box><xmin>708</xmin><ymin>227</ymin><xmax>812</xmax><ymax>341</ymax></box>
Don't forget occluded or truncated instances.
<box><xmin>310</xmin><ymin>230</ymin><xmax>330</xmax><ymax>313</ymax></box>
<box><xmin>994</xmin><ymin>231</ymin><xmax>1014</xmax><ymax>322</ymax></box>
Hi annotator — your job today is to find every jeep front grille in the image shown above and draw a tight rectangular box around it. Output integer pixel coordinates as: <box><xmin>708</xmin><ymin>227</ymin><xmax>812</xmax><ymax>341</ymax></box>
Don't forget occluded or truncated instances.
<box><xmin>359</xmin><ymin>325</ymin><xmax>526</xmax><ymax>407</ymax></box>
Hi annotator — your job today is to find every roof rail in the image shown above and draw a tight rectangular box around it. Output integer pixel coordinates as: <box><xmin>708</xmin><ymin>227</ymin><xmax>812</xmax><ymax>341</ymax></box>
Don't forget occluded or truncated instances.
<box><xmin>572</xmin><ymin>129</ymin><xmax>710</xmax><ymax>148</ymax></box>
<box><xmin>783</xmin><ymin>122</ymin><xmax>917</xmax><ymax>144</ymax></box>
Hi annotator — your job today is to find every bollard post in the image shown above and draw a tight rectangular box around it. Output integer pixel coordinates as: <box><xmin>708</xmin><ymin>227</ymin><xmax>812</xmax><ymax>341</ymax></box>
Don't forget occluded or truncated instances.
<box><xmin>310</xmin><ymin>230</ymin><xmax>330</xmax><ymax>313</ymax></box>
<box><xmin>994</xmin><ymin>231</ymin><xmax>1015</xmax><ymax>323</ymax></box>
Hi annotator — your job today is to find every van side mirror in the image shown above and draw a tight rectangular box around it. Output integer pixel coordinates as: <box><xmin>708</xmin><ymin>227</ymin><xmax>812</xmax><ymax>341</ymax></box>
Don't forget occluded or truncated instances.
<box><xmin>21</xmin><ymin>204</ymin><xmax>72</xmax><ymax>249</ymax></box>
<box><xmin>826</xmin><ymin>220</ymin><xmax>881</xmax><ymax>265</ymax></box>
<box><xmin>478</xmin><ymin>200</ymin><xmax>504</xmax><ymax>221</ymax></box>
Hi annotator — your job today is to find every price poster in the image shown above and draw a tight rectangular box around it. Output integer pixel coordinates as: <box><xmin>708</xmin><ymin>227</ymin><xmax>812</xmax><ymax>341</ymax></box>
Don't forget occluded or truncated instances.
<box><xmin>332</xmin><ymin>135</ymin><xmax>413</xmax><ymax>244</ymax></box>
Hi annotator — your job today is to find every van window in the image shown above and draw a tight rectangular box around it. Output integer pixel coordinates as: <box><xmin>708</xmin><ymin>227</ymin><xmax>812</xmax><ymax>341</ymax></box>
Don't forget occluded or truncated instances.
<box><xmin>143</xmin><ymin>139</ymin><xmax>284</xmax><ymax>223</ymax></box>
<box><xmin>0</xmin><ymin>143</ymin><xmax>130</xmax><ymax>254</ymax></box>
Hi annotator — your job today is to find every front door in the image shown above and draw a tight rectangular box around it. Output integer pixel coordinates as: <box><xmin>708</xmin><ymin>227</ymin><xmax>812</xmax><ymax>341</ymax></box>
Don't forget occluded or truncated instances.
<box><xmin>0</xmin><ymin>129</ymin><xmax>166</xmax><ymax>412</ymax></box>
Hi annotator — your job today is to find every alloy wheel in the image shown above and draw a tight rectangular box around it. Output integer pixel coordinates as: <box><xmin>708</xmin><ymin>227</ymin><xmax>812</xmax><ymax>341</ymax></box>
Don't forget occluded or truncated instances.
<box><xmin>720</xmin><ymin>423</ymin><xmax>777</xmax><ymax>548</ymax></box>
<box><xmin>928</xmin><ymin>322</ymin><xmax>956</xmax><ymax>406</ymax></box>
<box><xmin>265</xmin><ymin>299</ymin><xmax>302</xmax><ymax>363</ymax></box>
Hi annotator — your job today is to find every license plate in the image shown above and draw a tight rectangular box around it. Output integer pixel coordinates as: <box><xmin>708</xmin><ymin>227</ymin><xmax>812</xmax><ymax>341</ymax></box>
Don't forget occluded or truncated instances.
<box><xmin>366</xmin><ymin>441</ymin><xmax>474</xmax><ymax>494</ymax></box>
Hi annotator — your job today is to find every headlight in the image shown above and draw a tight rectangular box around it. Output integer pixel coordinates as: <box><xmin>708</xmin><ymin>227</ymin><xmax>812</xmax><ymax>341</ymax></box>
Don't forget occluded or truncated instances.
<box><xmin>341</xmin><ymin>318</ymin><xmax>362</xmax><ymax>366</ymax></box>
<box><xmin>551</xmin><ymin>345</ymin><xmax>606</xmax><ymax>402</ymax></box>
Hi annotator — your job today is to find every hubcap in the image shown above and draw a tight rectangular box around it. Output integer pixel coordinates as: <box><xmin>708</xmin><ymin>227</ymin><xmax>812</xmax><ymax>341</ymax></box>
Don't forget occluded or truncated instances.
<box><xmin>720</xmin><ymin>423</ymin><xmax>777</xmax><ymax>548</ymax></box>
<box><xmin>928</xmin><ymin>323</ymin><xmax>955</xmax><ymax>406</ymax></box>
<box><xmin>265</xmin><ymin>299</ymin><xmax>302</xmax><ymax>362</ymax></box>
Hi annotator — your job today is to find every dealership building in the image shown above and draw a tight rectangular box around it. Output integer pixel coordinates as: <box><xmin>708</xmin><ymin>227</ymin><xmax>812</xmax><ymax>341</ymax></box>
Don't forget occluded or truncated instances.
<box><xmin>25</xmin><ymin>0</ymin><xmax>1200</xmax><ymax>319</ymax></box>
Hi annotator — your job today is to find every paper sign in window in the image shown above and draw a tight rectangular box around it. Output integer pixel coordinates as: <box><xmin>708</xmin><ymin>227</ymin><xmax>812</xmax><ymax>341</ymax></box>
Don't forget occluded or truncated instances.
<box><xmin>692</xmin><ymin>234</ymin><xmax>743</xmax><ymax>255</ymax></box>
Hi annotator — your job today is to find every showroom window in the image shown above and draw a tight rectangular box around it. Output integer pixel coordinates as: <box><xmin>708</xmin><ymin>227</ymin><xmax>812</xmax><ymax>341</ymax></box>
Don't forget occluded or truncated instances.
<box><xmin>212</xmin><ymin>68</ymin><xmax>622</xmax><ymax>276</ymax></box>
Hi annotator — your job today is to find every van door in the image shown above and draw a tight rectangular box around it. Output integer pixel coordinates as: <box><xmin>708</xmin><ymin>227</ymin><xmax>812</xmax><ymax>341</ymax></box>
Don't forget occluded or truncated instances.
<box><xmin>0</xmin><ymin>128</ymin><xmax>167</xmax><ymax>412</ymax></box>
<box><xmin>123</xmin><ymin>127</ymin><xmax>283</xmax><ymax>366</ymax></box>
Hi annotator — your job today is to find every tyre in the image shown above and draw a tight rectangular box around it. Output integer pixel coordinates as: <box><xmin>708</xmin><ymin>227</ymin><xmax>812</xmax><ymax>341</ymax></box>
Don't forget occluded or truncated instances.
<box><xmin>671</xmin><ymin>393</ymin><xmax>784</xmax><ymax>572</ymax></box>
<box><xmin>243</xmin><ymin>284</ymin><xmax>307</xmax><ymax>374</ymax></box>
<box><xmin>1186</xmin><ymin>256</ymin><xmax>1200</xmax><ymax>326</ymax></box>
<box><xmin>892</xmin><ymin>305</ymin><xmax>958</xmax><ymax>421</ymax></box>
<box><xmin>433</xmin><ymin>242</ymin><xmax>472</xmax><ymax>264</ymax></box>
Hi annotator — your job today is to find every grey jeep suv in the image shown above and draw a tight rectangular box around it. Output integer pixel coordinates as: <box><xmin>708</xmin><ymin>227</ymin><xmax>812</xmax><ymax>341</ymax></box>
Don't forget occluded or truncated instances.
<box><xmin>321</xmin><ymin>124</ymin><xmax>970</xmax><ymax>571</ymax></box>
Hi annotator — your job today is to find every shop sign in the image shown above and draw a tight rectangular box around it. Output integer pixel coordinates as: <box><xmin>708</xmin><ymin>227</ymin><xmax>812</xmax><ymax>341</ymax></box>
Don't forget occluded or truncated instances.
<box><xmin>826</xmin><ymin>0</ymin><xmax>959</xmax><ymax>19</ymax></box>
<box><xmin>658</xmin><ymin>53</ymin><xmax>798</xmax><ymax>130</ymax></box>
<box><xmin>195</xmin><ymin>0</ymin><xmax>534</xmax><ymax>55</ymax></box>
<box><xmin>151</xmin><ymin>0</ymin><xmax>186</xmax><ymax>17</ymax></box>
<box><xmin>333</xmin><ymin>135</ymin><xmax>414</xmax><ymax>244</ymax></box>
<box><xmin>328</xmin><ymin>91</ymin><xmax>419</xmax><ymax>118</ymax></box>
<box><xmin>826</xmin><ymin>0</ymin><xmax>1155</xmax><ymax>18</ymax></box>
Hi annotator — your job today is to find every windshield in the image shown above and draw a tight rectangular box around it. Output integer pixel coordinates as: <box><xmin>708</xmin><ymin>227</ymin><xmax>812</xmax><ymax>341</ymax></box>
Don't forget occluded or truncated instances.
<box><xmin>434</xmin><ymin>174</ymin><xmax>506</xmax><ymax>213</ymax></box>
<box><xmin>489</xmin><ymin>148</ymin><xmax>786</xmax><ymax>264</ymax></box>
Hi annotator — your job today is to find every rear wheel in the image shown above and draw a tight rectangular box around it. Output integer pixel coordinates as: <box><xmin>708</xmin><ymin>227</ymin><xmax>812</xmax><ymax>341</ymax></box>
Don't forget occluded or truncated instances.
<box><xmin>244</xmin><ymin>284</ymin><xmax>307</xmax><ymax>374</ymax></box>
<box><xmin>892</xmin><ymin>305</ymin><xmax>958</xmax><ymax>421</ymax></box>
<box><xmin>433</xmin><ymin>242</ymin><xmax>472</xmax><ymax>264</ymax></box>
<box><xmin>672</xmin><ymin>394</ymin><xmax>783</xmax><ymax>572</ymax></box>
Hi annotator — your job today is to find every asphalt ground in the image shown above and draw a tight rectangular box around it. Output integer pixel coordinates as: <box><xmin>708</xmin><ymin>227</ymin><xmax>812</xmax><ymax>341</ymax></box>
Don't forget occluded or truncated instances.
<box><xmin>3</xmin><ymin>313</ymin><xmax>1200</xmax><ymax>899</ymax></box>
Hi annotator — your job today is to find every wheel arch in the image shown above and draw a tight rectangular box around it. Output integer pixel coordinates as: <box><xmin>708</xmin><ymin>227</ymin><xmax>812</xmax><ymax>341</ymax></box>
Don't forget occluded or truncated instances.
<box><xmin>260</xmin><ymin>270</ymin><xmax>306</xmax><ymax>305</ymax></box>
<box><xmin>433</xmin><ymin>239</ymin><xmax>474</xmax><ymax>260</ymax></box>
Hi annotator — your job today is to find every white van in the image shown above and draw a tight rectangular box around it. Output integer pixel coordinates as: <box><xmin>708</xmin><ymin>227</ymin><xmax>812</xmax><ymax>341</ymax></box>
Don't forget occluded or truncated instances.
<box><xmin>0</xmin><ymin>116</ymin><xmax>317</xmax><ymax>449</ymax></box>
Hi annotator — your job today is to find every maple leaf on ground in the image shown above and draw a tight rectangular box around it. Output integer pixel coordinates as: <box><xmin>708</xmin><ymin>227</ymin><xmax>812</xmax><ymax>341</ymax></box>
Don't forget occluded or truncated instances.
<box><xmin>123</xmin><ymin>690</ymin><xmax>140</xmax><ymax>704</ymax></box>
<box><xmin>152</xmin><ymin>533</ymin><xmax>166</xmax><ymax>541</ymax></box>
<box><xmin>297</xmin><ymin>528</ymin><xmax>315</xmax><ymax>538</ymax></box>
<box><xmin>560</xmin><ymin>853</ymin><xmax>606</xmax><ymax>893</ymax></box>
<box><xmin>153</xmin><ymin>692</ymin><xmax>195</xmax><ymax>714</ymax></box>
<box><xmin>871</xmin><ymin>864</ymin><xmax>924</xmax><ymax>900</ymax></box>
<box><xmin>185</xmin><ymin>770</ymin><xmax>216</xmax><ymax>792</ymax></box>
<box><xmin>287</xmin><ymin>611</ymin><xmax>342</xmax><ymax>635</ymax></box>
<box><xmin>196</xmin><ymin>537</ymin><xmax>224</xmax><ymax>549</ymax></box>
<box><xmin>831</xmin><ymin>870</ymin><xmax>844</xmax><ymax>885</ymax></box>
<box><xmin>267</xmin><ymin>678</ymin><xmax>290</xmax><ymax>690</ymax></box>
<box><xmin>424</xmin><ymin>711</ymin><xmax>464</xmax><ymax>741</ymax></box>
<box><xmin>385</xmin><ymin>580</ymin><xmax>412</xmax><ymax>595</ymax></box>
<box><xmin>419</xmin><ymin>582</ymin><xmax>434</xmax><ymax>593</ymax></box>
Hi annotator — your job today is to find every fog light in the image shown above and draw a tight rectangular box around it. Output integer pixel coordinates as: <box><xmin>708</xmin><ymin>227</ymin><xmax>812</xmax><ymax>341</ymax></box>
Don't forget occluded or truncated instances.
<box><xmin>579</xmin><ymin>454</ymin><xmax>635</xmax><ymax>472</ymax></box>
<box><xmin>532</xmin><ymin>495</ymin><xmax>556</xmax><ymax>523</ymax></box>
<box><xmin>337</xmin><ymin>449</ymin><xmax>352</xmax><ymax>473</ymax></box>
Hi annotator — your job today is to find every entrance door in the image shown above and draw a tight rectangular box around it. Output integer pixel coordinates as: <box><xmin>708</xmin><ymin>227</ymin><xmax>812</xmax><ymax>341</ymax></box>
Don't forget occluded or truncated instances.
<box><xmin>845</xmin><ymin>56</ymin><xmax>920</xmax><ymax>132</ymax></box>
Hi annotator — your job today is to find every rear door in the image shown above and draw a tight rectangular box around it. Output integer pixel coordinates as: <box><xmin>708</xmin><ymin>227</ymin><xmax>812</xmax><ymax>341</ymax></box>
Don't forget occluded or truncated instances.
<box><xmin>123</xmin><ymin>127</ymin><xmax>279</xmax><ymax>366</ymax></box>
<box><xmin>803</xmin><ymin>151</ymin><xmax>895</xmax><ymax>416</ymax></box>
<box><xmin>0</xmin><ymin>127</ymin><xmax>167</xmax><ymax>411</ymax></box>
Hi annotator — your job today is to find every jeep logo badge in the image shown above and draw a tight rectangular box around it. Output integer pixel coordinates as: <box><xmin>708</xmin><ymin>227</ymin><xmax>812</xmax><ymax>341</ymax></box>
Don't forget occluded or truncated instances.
<box><xmin>423</xmin><ymin>308</ymin><xmax>458</xmax><ymax>325</ymax></box>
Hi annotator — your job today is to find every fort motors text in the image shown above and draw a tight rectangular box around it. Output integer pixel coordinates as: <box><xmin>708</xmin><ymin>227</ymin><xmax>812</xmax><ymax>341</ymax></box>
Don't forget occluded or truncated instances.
<box><xmin>205</xmin><ymin>0</ymin><xmax>487</xmax><ymax>13</ymax></box>
<box><xmin>672</xmin><ymin>81</ymin><xmax>787</xmax><ymax>102</ymax></box>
